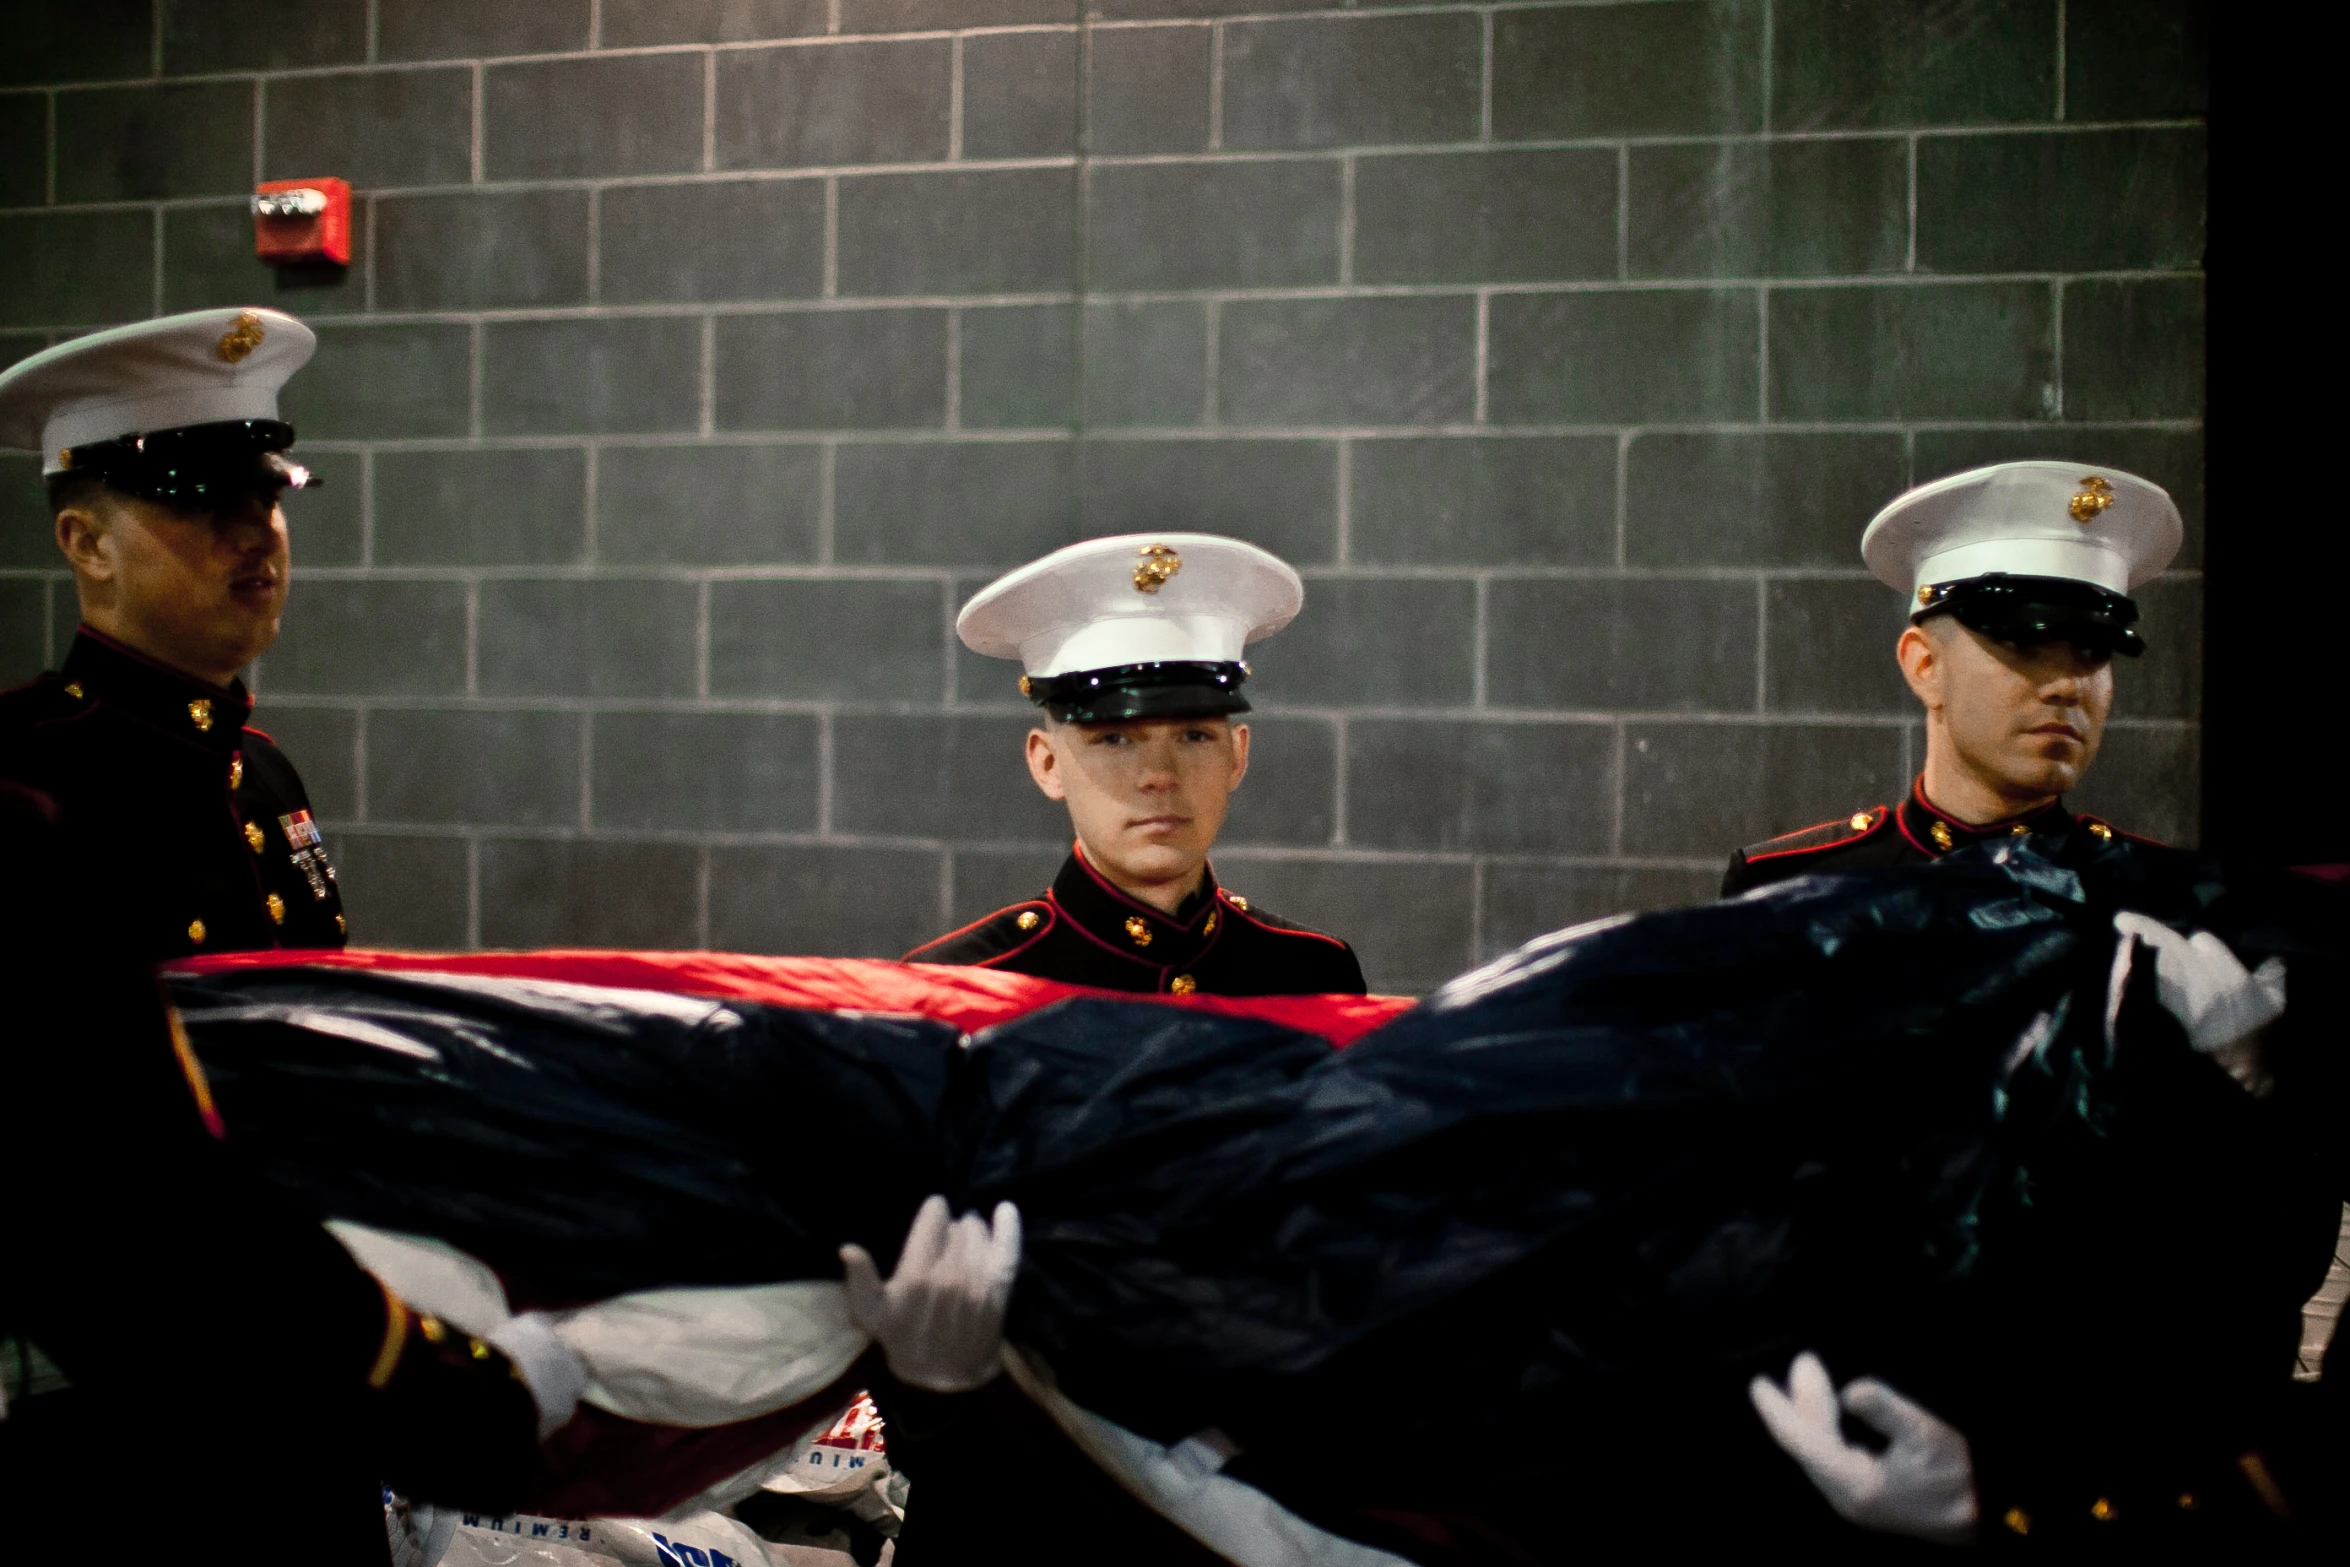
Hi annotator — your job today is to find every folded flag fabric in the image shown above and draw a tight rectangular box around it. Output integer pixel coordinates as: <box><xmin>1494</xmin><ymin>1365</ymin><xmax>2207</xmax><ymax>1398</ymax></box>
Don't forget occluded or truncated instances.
<box><xmin>164</xmin><ymin>839</ymin><xmax>2349</xmax><ymax>1555</ymax></box>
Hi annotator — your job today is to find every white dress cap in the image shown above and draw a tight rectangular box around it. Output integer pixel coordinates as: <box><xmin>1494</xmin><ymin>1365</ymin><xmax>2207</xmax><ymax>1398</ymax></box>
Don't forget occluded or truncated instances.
<box><xmin>1861</xmin><ymin>460</ymin><xmax>2182</xmax><ymax>599</ymax></box>
<box><xmin>0</xmin><ymin>308</ymin><xmax>318</xmax><ymax>474</ymax></box>
<box><xmin>959</xmin><ymin>533</ymin><xmax>1304</xmax><ymax>677</ymax></box>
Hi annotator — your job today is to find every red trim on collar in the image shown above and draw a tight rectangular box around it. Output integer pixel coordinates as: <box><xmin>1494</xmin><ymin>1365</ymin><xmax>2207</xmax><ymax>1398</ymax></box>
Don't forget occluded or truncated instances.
<box><xmin>1894</xmin><ymin>803</ymin><xmax>1940</xmax><ymax>856</ymax></box>
<box><xmin>242</xmin><ymin>725</ymin><xmax>274</xmax><ymax>744</ymax></box>
<box><xmin>1901</xmin><ymin>778</ymin><xmax>2070</xmax><ymax>853</ymax></box>
<box><xmin>1909</xmin><ymin>778</ymin><xmax>1978</xmax><ymax>836</ymax></box>
<box><xmin>1909</xmin><ymin>778</ymin><xmax>2062</xmax><ymax>835</ymax></box>
<box><xmin>1072</xmin><ymin>838</ymin><xmax>1217</xmax><ymax>934</ymax></box>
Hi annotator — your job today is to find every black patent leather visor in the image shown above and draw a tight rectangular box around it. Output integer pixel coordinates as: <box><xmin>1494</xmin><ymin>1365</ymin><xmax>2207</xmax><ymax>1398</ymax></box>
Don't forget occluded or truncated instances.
<box><xmin>1028</xmin><ymin>661</ymin><xmax>1251</xmax><ymax>723</ymax></box>
<box><xmin>1915</xmin><ymin>574</ymin><xmax>2144</xmax><ymax>659</ymax></box>
<box><xmin>60</xmin><ymin>419</ymin><xmax>319</xmax><ymax>509</ymax></box>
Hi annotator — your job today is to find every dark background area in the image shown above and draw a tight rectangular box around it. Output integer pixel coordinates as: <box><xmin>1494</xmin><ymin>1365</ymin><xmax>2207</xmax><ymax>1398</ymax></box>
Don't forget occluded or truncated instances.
<box><xmin>2199</xmin><ymin>24</ymin><xmax>2326</xmax><ymax>867</ymax></box>
<box><xmin>0</xmin><ymin>1</ymin><xmax>2208</xmax><ymax>989</ymax></box>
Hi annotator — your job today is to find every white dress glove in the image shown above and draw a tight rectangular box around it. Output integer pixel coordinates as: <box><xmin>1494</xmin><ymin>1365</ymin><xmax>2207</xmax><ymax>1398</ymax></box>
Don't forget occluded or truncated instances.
<box><xmin>840</xmin><ymin>1195</ymin><xmax>1021</xmax><ymax>1393</ymax></box>
<box><xmin>2112</xmin><ymin>911</ymin><xmax>2286</xmax><ymax>1053</ymax></box>
<box><xmin>1750</xmin><ymin>1351</ymin><xmax>1977</xmax><ymax>1545</ymax></box>
<box><xmin>484</xmin><ymin>1310</ymin><xmax>589</xmax><ymax>1441</ymax></box>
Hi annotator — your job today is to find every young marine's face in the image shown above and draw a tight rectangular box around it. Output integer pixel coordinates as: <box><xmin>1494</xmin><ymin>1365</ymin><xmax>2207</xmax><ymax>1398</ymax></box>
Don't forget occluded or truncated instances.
<box><xmin>1025</xmin><ymin>717</ymin><xmax>1251</xmax><ymax>902</ymax></box>
<box><xmin>1900</xmin><ymin>618</ymin><xmax>2114</xmax><ymax>805</ymax></box>
<box><xmin>56</xmin><ymin>488</ymin><xmax>291</xmax><ymax>685</ymax></box>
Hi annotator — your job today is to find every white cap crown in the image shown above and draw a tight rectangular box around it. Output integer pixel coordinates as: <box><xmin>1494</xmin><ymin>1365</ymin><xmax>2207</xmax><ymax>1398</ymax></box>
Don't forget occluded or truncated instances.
<box><xmin>958</xmin><ymin>533</ymin><xmax>1304</xmax><ymax>677</ymax></box>
<box><xmin>1861</xmin><ymin>460</ymin><xmax>2182</xmax><ymax>598</ymax></box>
<box><xmin>0</xmin><ymin>308</ymin><xmax>317</xmax><ymax>474</ymax></box>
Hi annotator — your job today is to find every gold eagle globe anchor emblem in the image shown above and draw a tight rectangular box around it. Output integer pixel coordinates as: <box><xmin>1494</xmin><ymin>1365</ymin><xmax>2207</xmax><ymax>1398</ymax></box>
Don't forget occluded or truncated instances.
<box><xmin>1132</xmin><ymin>543</ymin><xmax>1182</xmax><ymax>593</ymax></box>
<box><xmin>2068</xmin><ymin>475</ymin><xmax>2115</xmax><ymax>522</ymax></box>
<box><xmin>215</xmin><ymin>311</ymin><xmax>267</xmax><ymax>364</ymax></box>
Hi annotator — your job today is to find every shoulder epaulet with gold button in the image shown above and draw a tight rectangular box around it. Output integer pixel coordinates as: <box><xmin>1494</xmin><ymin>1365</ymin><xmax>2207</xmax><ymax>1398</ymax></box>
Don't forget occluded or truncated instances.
<box><xmin>1738</xmin><ymin>806</ymin><xmax>1893</xmax><ymax>866</ymax></box>
<box><xmin>0</xmin><ymin>671</ymin><xmax>90</xmax><ymax>720</ymax></box>
<box><xmin>1214</xmin><ymin>890</ymin><xmax>1358</xmax><ymax>953</ymax></box>
<box><xmin>1002</xmin><ymin>901</ymin><xmax>1051</xmax><ymax>937</ymax></box>
<box><xmin>901</xmin><ymin>900</ymin><xmax>1055</xmax><ymax>965</ymax></box>
<box><xmin>2075</xmin><ymin>813</ymin><xmax>2160</xmax><ymax>847</ymax></box>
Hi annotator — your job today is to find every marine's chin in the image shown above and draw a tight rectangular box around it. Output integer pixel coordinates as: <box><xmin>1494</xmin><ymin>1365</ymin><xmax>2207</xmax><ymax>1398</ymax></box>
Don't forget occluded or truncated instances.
<box><xmin>2002</xmin><ymin>754</ymin><xmax>2083</xmax><ymax>799</ymax></box>
<box><xmin>1099</xmin><ymin>839</ymin><xmax>1204</xmax><ymax>891</ymax></box>
<box><xmin>210</xmin><ymin>610</ymin><xmax>283</xmax><ymax>676</ymax></box>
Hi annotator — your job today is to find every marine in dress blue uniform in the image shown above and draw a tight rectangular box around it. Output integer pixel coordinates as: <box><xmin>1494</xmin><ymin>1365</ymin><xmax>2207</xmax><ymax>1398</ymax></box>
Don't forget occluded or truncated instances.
<box><xmin>0</xmin><ymin>308</ymin><xmax>347</xmax><ymax>963</ymax></box>
<box><xmin>0</xmin><ymin>313</ymin><xmax>499</xmax><ymax>1563</ymax></box>
<box><xmin>907</xmin><ymin>534</ymin><xmax>1364</xmax><ymax>998</ymax></box>
<box><xmin>890</xmin><ymin>536</ymin><xmax>1363</xmax><ymax>1565</ymax></box>
<box><xmin>906</xmin><ymin>847</ymin><xmax>1364</xmax><ymax>998</ymax></box>
<box><xmin>1722</xmin><ymin>781</ymin><xmax>2136</xmax><ymax>892</ymax></box>
<box><xmin>1724</xmin><ymin>462</ymin><xmax>2180</xmax><ymax>897</ymax></box>
<box><xmin>1716</xmin><ymin>461</ymin><xmax>2343</xmax><ymax>1547</ymax></box>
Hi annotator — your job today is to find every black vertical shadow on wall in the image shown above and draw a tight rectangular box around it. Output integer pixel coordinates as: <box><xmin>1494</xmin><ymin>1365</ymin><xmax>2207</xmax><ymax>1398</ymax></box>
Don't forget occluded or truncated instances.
<box><xmin>2200</xmin><ymin>14</ymin><xmax>2342</xmax><ymax>862</ymax></box>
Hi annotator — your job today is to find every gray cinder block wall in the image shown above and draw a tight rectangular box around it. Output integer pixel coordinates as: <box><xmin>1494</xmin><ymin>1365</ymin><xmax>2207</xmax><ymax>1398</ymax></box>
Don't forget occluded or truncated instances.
<box><xmin>0</xmin><ymin>1</ymin><xmax>2206</xmax><ymax>991</ymax></box>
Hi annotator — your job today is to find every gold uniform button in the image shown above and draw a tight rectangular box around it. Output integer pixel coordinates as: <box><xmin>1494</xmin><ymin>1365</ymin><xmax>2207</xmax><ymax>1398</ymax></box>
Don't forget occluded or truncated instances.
<box><xmin>1848</xmin><ymin>811</ymin><xmax>1871</xmax><ymax>831</ymax></box>
<box><xmin>1015</xmin><ymin>910</ymin><xmax>1042</xmax><ymax>931</ymax></box>
<box><xmin>2089</xmin><ymin>1498</ymin><xmax>2116</xmax><ymax>1523</ymax></box>
<box><xmin>2087</xmin><ymin>820</ymin><xmax>2113</xmax><ymax>841</ymax></box>
<box><xmin>2177</xmin><ymin>1492</ymin><xmax>2198</xmax><ymax>1511</ymax></box>
<box><xmin>2010</xmin><ymin>822</ymin><xmax>2031</xmax><ymax>837</ymax></box>
<box><xmin>244</xmin><ymin>821</ymin><xmax>266</xmax><ymax>852</ymax></box>
<box><xmin>2002</xmin><ymin>1507</ymin><xmax>2031</xmax><ymax>1536</ymax></box>
<box><xmin>1227</xmin><ymin>895</ymin><xmax>1248</xmax><ymax>911</ymax></box>
<box><xmin>187</xmin><ymin>918</ymin><xmax>207</xmax><ymax>945</ymax></box>
<box><xmin>1929</xmin><ymin>821</ymin><xmax>1955</xmax><ymax>851</ymax></box>
<box><xmin>1170</xmin><ymin>973</ymin><xmax>1198</xmax><ymax>996</ymax></box>
<box><xmin>229</xmin><ymin>755</ymin><xmax>244</xmax><ymax>789</ymax></box>
<box><xmin>187</xmin><ymin>698</ymin><xmax>213</xmax><ymax>733</ymax></box>
<box><xmin>1124</xmin><ymin>914</ymin><xmax>1152</xmax><ymax>947</ymax></box>
<box><xmin>265</xmin><ymin>892</ymin><xmax>286</xmax><ymax>925</ymax></box>
<box><xmin>63</xmin><ymin>681</ymin><xmax>84</xmax><ymax>699</ymax></box>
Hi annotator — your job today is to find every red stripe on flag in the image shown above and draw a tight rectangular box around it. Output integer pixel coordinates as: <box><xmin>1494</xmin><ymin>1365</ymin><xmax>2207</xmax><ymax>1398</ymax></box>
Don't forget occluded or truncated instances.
<box><xmin>169</xmin><ymin>947</ymin><xmax>1414</xmax><ymax>1045</ymax></box>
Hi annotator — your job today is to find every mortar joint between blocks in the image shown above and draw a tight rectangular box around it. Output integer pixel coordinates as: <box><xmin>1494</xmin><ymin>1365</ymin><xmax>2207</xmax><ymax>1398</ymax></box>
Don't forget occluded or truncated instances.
<box><xmin>948</xmin><ymin>35</ymin><xmax>965</xmax><ymax>163</ymax></box>
<box><xmin>1207</xmin><ymin>23</ymin><xmax>1225</xmax><ymax>153</ymax></box>
<box><xmin>702</xmin><ymin>51</ymin><xmax>717</xmax><ymax>173</ymax></box>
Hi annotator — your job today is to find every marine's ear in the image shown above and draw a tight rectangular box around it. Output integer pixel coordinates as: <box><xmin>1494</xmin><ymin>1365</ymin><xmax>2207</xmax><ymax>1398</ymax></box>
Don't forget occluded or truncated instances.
<box><xmin>1226</xmin><ymin>720</ymin><xmax>1251</xmax><ymax>791</ymax></box>
<box><xmin>54</xmin><ymin>497</ymin><xmax>116</xmax><ymax>583</ymax></box>
<box><xmin>1024</xmin><ymin>725</ymin><xmax>1069</xmax><ymax>803</ymax></box>
<box><xmin>1896</xmin><ymin>622</ymin><xmax>1944</xmax><ymax>713</ymax></box>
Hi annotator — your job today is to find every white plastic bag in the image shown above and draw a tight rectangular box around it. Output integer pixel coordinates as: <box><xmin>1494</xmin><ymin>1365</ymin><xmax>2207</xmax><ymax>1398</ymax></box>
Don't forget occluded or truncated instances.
<box><xmin>756</xmin><ymin>1392</ymin><xmax>895</xmax><ymax>1520</ymax></box>
<box><xmin>411</xmin><ymin>1505</ymin><xmax>830</xmax><ymax>1567</ymax></box>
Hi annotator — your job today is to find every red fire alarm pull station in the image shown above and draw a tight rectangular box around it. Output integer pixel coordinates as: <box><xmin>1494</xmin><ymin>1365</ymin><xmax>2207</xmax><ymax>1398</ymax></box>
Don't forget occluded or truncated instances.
<box><xmin>253</xmin><ymin>178</ymin><xmax>352</xmax><ymax>266</ymax></box>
